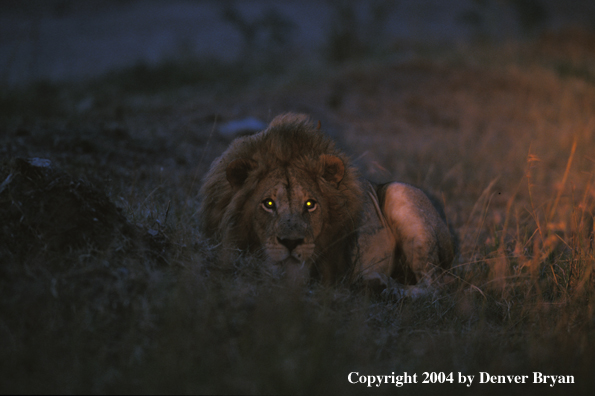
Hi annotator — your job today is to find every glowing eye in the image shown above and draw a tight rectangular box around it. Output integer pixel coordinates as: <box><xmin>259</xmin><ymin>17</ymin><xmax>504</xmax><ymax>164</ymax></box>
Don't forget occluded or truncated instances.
<box><xmin>305</xmin><ymin>199</ymin><xmax>317</xmax><ymax>211</ymax></box>
<box><xmin>262</xmin><ymin>199</ymin><xmax>276</xmax><ymax>211</ymax></box>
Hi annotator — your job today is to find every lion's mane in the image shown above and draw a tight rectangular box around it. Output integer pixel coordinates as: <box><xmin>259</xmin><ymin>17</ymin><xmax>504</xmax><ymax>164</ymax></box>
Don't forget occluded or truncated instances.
<box><xmin>199</xmin><ymin>113</ymin><xmax>364</xmax><ymax>280</ymax></box>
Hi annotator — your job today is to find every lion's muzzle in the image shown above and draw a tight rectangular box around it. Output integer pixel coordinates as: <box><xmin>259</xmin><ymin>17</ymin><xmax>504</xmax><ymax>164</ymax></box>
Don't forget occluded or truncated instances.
<box><xmin>277</xmin><ymin>237</ymin><xmax>305</xmax><ymax>252</ymax></box>
<box><xmin>265</xmin><ymin>237</ymin><xmax>315</xmax><ymax>285</ymax></box>
<box><xmin>265</xmin><ymin>233</ymin><xmax>315</xmax><ymax>264</ymax></box>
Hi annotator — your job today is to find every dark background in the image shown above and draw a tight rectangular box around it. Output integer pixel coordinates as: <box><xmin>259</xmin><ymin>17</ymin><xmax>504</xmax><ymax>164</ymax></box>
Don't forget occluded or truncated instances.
<box><xmin>2</xmin><ymin>0</ymin><xmax>594</xmax><ymax>87</ymax></box>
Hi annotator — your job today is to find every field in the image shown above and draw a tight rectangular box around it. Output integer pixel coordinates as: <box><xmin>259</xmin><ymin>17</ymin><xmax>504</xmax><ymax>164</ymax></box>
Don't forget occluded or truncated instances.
<box><xmin>1</xmin><ymin>29</ymin><xmax>595</xmax><ymax>394</ymax></box>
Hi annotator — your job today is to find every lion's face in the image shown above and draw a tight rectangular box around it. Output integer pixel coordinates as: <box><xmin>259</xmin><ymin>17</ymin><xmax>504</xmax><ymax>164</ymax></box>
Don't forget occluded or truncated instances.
<box><xmin>225</xmin><ymin>153</ymin><xmax>346</xmax><ymax>281</ymax></box>
<box><xmin>250</xmin><ymin>167</ymin><xmax>324</xmax><ymax>268</ymax></box>
<box><xmin>199</xmin><ymin>114</ymin><xmax>364</xmax><ymax>284</ymax></box>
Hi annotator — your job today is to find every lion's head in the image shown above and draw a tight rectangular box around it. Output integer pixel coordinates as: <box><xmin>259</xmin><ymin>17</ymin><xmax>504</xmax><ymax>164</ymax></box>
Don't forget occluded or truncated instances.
<box><xmin>199</xmin><ymin>113</ymin><xmax>363</xmax><ymax>283</ymax></box>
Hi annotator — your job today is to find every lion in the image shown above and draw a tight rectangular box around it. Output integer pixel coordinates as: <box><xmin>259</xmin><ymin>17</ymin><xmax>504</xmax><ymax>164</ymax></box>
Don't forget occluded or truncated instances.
<box><xmin>199</xmin><ymin>113</ymin><xmax>455</xmax><ymax>297</ymax></box>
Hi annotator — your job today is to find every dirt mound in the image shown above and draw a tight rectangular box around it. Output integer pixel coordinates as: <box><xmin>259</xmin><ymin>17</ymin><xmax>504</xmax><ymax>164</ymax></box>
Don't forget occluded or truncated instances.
<box><xmin>0</xmin><ymin>157</ymin><xmax>132</xmax><ymax>261</ymax></box>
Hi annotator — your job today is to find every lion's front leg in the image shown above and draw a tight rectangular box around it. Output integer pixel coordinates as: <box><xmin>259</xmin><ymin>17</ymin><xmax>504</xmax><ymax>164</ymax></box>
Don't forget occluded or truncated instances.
<box><xmin>354</xmin><ymin>183</ymin><xmax>396</xmax><ymax>291</ymax></box>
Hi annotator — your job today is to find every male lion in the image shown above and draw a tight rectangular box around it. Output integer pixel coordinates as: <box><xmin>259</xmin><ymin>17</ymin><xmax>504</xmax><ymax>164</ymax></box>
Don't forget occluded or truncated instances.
<box><xmin>199</xmin><ymin>113</ymin><xmax>455</xmax><ymax>296</ymax></box>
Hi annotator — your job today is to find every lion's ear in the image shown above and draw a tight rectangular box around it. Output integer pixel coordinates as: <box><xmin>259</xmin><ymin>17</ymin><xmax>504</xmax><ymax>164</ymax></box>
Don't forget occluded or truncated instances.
<box><xmin>226</xmin><ymin>158</ymin><xmax>257</xmax><ymax>189</ymax></box>
<box><xmin>320</xmin><ymin>154</ymin><xmax>344</xmax><ymax>186</ymax></box>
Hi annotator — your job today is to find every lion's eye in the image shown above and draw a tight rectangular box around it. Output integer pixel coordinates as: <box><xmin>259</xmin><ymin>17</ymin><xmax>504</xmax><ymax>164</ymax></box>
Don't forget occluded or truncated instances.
<box><xmin>304</xmin><ymin>199</ymin><xmax>317</xmax><ymax>212</ymax></box>
<box><xmin>262</xmin><ymin>199</ymin><xmax>276</xmax><ymax>211</ymax></box>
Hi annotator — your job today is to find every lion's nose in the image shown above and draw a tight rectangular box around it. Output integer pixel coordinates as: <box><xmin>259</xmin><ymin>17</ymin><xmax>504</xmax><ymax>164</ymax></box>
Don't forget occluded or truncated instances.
<box><xmin>277</xmin><ymin>237</ymin><xmax>304</xmax><ymax>252</ymax></box>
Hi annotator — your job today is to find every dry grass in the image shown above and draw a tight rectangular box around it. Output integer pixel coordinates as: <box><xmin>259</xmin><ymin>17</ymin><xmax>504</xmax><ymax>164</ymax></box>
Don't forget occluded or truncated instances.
<box><xmin>1</xmin><ymin>30</ymin><xmax>595</xmax><ymax>394</ymax></box>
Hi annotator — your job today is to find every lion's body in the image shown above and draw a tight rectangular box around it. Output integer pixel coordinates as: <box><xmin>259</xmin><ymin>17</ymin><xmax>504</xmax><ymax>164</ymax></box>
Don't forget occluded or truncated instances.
<box><xmin>355</xmin><ymin>181</ymin><xmax>455</xmax><ymax>296</ymax></box>
<box><xmin>199</xmin><ymin>113</ymin><xmax>455</xmax><ymax>294</ymax></box>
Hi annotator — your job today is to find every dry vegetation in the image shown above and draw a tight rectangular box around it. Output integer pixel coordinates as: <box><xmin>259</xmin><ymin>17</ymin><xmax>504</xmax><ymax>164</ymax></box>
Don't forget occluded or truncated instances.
<box><xmin>2</xmin><ymin>29</ymin><xmax>595</xmax><ymax>394</ymax></box>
